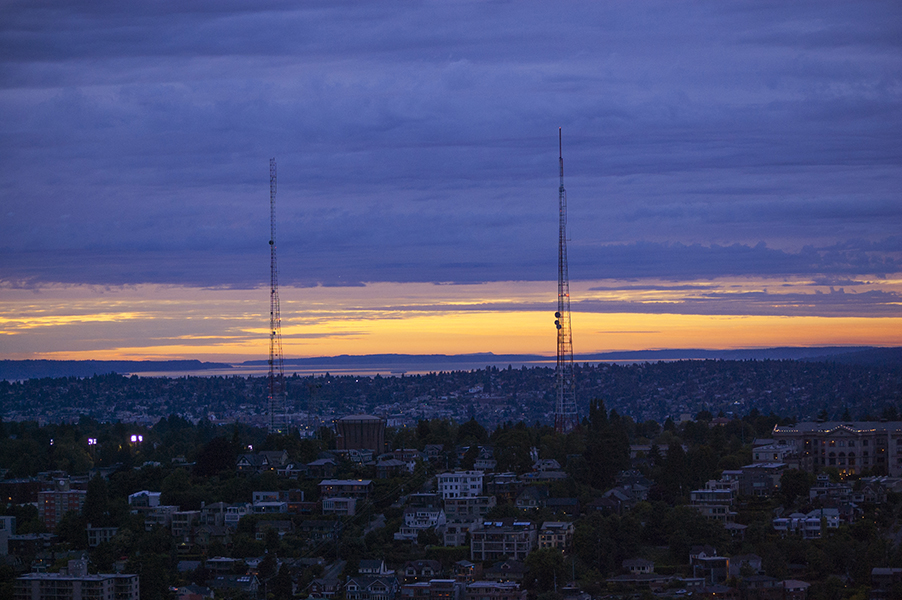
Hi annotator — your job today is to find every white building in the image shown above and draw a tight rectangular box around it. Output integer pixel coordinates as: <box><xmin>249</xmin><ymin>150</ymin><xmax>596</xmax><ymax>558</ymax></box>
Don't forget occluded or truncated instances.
<box><xmin>394</xmin><ymin>506</ymin><xmax>447</xmax><ymax>541</ymax></box>
<box><xmin>437</xmin><ymin>471</ymin><xmax>483</xmax><ymax>499</ymax></box>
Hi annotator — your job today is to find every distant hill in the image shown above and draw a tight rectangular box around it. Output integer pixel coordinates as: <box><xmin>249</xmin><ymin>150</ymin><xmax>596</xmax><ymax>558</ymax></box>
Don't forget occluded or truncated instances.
<box><xmin>3</xmin><ymin>347</ymin><xmax>898</xmax><ymax>381</ymax></box>
<box><xmin>798</xmin><ymin>347</ymin><xmax>902</xmax><ymax>366</ymax></box>
<box><xmin>579</xmin><ymin>346</ymin><xmax>889</xmax><ymax>362</ymax></box>
<box><xmin>244</xmin><ymin>346</ymin><xmax>902</xmax><ymax>370</ymax></box>
<box><xmin>0</xmin><ymin>359</ymin><xmax>232</xmax><ymax>380</ymax></box>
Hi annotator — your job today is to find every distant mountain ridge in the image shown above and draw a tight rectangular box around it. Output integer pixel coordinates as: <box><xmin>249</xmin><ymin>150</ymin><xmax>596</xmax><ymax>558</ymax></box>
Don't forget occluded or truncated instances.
<box><xmin>245</xmin><ymin>346</ymin><xmax>900</xmax><ymax>367</ymax></box>
<box><xmin>2</xmin><ymin>347</ymin><xmax>898</xmax><ymax>380</ymax></box>
<box><xmin>0</xmin><ymin>359</ymin><xmax>231</xmax><ymax>380</ymax></box>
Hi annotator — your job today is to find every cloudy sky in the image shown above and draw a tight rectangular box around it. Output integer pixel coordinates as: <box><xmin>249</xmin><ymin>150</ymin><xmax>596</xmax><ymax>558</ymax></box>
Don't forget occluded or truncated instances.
<box><xmin>1</xmin><ymin>1</ymin><xmax>900</xmax><ymax>361</ymax></box>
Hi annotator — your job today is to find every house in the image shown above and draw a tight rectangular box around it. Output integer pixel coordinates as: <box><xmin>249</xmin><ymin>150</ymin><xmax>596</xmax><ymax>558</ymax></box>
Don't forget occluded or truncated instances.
<box><xmin>690</xmin><ymin>480</ymin><xmax>737</xmax><ymax>523</ymax></box>
<box><xmin>403</xmin><ymin>560</ymin><xmax>443</xmax><ymax>582</ymax></box>
<box><xmin>224</xmin><ymin>503</ymin><xmax>252</xmax><ymax>529</ymax></box>
<box><xmin>128</xmin><ymin>490</ymin><xmax>161</xmax><ymax>510</ymax></box>
<box><xmin>622</xmin><ymin>558</ymin><xmax>654</xmax><ymax>575</ymax></box>
<box><xmin>345</xmin><ymin>575</ymin><xmax>400</xmax><ymax>600</ymax></box>
<box><xmin>753</xmin><ymin>443</ymin><xmax>798</xmax><ymax>465</ymax></box>
<box><xmin>452</xmin><ymin>561</ymin><xmax>477</xmax><ymax>582</ymax></box>
<box><xmin>392</xmin><ymin>449</ymin><xmax>423</xmax><ymax>462</ymax></box>
<box><xmin>208</xmin><ymin>575</ymin><xmax>259</xmax><ymax>595</ymax></box>
<box><xmin>308</xmin><ymin>458</ymin><xmax>338</xmax><ymax>479</ymax></box>
<box><xmin>86</xmin><ymin>524</ymin><xmax>118</xmax><ymax>547</ymax></box>
<box><xmin>424</xmin><ymin>445</ymin><xmax>445</xmax><ymax>463</ymax></box>
<box><xmin>175</xmin><ymin>585</ymin><xmax>214</xmax><ymax>600</ymax></box>
<box><xmin>696</xmin><ymin>585</ymin><xmax>739</xmax><ymax>600</ymax></box>
<box><xmin>377</xmin><ymin>459</ymin><xmax>410</xmax><ymax>479</ymax></box>
<box><xmin>395</xmin><ymin>506</ymin><xmax>447</xmax><ymax>542</ymax></box>
<box><xmin>255</xmin><ymin>519</ymin><xmax>294</xmax><ymax>541</ymax></box>
<box><xmin>236</xmin><ymin>450</ymin><xmax>289</xmax><ymax>475</ymax></box>
<box><xmin>514</xmin><ymin>487</ymin><xmax>548</xmax><ymax>510</ymax></box>
<box><xmin>871</xmin><ymin>567</ymin><xmax>902</xmax><ymax>599</ymax></box>
<box><xmin>782</xmin><ymin>579</ymin><xmax>810</xmax><ymax>600</ymax></box>
<box><xmin>464</xmin><ymin>581</ymin><xmax>526</xmax><ymax>600</ymax></box>
<box><xmin>194</xmin><ymin>524</ymin><xmax>231</xmax><ymax>548</ymax></box>
<box><xmin>484</xmin><ymin>560</ymin><xmax>526</xmax><ymax>583</ymax></box>
<box><xmin>319</xmin><ymin>479</ymin><xmax>374</xmax><ymax>500</ymax></box>
<box><xmin>360</xmin><ymin>560</ymin><xmax>394</xmax><ymax>576</ymax></box>
<box><xmin>171</xmin><ymin>511</ymin><xmax>200</xmax><ymax>541</ymax></box>
<box><xmin>544</xmin><ymin>497</ymin><xmax>579</xmax><ymax>515</ymax></box>
<box><xmin>532</xmin><ymin>459</ymin><xmax>561</xmax><ymax>472</ymax></box>
<box><xmin>323</xmin><ymin>497</ymin><xmax>357</xmax><ymax>516</ymax></box>
<box><xmin>538</xmin><ymin>521</ymin><xmax>574</xmax><ymax>552</ymax></box>
<box><xmin>278</xmin><ymin>463</ymin><xmax>309</xmax><ymax>478</ymax></box>
<box><xmin>7</xmin><ymin>533</ymin><xmax>57</xmax><ymax>556</ymax></box>
<box><xmin>200</xmin><ymin>502</ymin><xmax>228</xmax><ymax>526</ymax></box>
<box><xmin>485</xmin><ymin>473</ymin><xmax>524</xmax><ymax>503</ymax></box>
<box><xmin>297</xmin><ymin>520</ymin><xmax>342</xmax><ymax>542</ymax></box>
<box><xmin>444</xmin><ymin>496</ymin><xmax>496</xmax><ymax>519</ymax></box>
<box><xmin>443</xmin><ymin>519</ymin><xmax>478</xmax><ymax>547</ymax></box>
<box><xmin>145</xmin><ymin>505</ymin><xmax>179</xmax><ymax>531</ymax></box>
<box><xmin>400</xmin><ymin>579</ymin><xmax>465</xmax><ymax>600</ymax></box>
<box><xmin>690</xmin><ymin>548</ymin><xmax>729</xmax><ymax>585</ymax></box>
<box><xmin>742</xmin><ymin>575</ymin><xmax>781</xmax><ymax>600</ymax></box>
<box><xmin>253</xmin><ymin>500</ymin><xmax>288</xmax><ymax>514</ymax></box>
<box><xmin>311</xmin><ymin>578</ymin><xmax>343</xmax><ymax>598</ymax></box>
<box><xmin>206</xmin><ymin>556</ymin><xmax>244</xmax><ymax>575</ymax></box>
<box><xmin>729</xmin><ymin>554</ymin><xmax>762</xmax><ymax>577</ymax></box>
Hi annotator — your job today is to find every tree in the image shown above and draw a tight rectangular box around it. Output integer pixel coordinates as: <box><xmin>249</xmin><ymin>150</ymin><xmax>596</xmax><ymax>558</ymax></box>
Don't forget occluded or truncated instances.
<box><xmin>83</xmin><ymin>474</ymin><xmax>111</xmax><ymax>527</ymax></box>
<box><xmin>780</xmin><ymin>469</ymin><xmax>815</xmax><ymax>507</ymax></box>
<box><xmin>457</xmin><ymin>418</ymin><xmax>487</xmax><ymax>444</ymax></box>
<box><xmin>271</xmin><ymin>564</ymin><xmax>293</xmax><ymax>600</ymax></box>
<box><xmin>524</xmin><ymin>548</ymin><xmax>565</xmax><ymax>592</ymax></box>
<box><xmin>194</xmin><ymin>435</ymin><xmax>237</xmax><ymax>477</ymax></box>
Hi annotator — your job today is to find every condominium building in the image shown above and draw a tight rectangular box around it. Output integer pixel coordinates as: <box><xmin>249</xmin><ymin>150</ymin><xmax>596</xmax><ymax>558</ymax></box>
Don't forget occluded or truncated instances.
<box><xmin>469</xmin><ymin>519</ymin><xmax>536</xmax><ymax>562</ymax></box>
<box><xmin>15</xmin><ymin>559</ymin><xmax>138</xmax><ymax>600</ymax></box>
<box><xmin>437</xmin><ymin>472</ymin><xmax>483</xmax><ymax>500</ymax></box>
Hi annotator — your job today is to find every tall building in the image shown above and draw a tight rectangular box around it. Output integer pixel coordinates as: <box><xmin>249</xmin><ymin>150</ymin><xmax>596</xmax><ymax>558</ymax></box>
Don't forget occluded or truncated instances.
<box><xmin>38</xmin><ymin>479</ymin><xmax>86</xmax><ymax>532</ymax></box>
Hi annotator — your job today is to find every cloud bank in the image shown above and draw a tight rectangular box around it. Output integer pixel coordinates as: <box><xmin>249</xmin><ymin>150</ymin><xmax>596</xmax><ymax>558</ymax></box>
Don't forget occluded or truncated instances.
<box><xmin>1</xmin><ymin>1</ymin><xmax>900</xmax><ymax>303</ymax></box>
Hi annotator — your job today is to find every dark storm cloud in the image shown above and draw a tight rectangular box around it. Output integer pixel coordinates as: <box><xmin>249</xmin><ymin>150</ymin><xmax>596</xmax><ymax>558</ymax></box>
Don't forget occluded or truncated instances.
<box><xmin>1</xmin><ymin>1</ymin><xmax>900</xmax><ymax>300</ymax></box>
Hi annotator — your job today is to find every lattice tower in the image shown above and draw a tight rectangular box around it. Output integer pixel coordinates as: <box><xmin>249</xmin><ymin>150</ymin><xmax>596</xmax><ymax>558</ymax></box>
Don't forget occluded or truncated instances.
<box><xmin>555</xmin><ymin>129</ymin><xmax>578</xmax><ymax>433</ymax></box>
<box><xmin>268</xmin><ymin>158</ymin><xmax>287</xmax><ymax>433</ymax></box>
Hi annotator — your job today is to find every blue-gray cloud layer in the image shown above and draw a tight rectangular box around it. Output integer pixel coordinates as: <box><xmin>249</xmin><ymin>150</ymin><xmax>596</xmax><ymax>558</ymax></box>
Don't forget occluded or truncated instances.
<box><xmin>1</xmin><ymin>1</ymin><xmax>900</xmax><ymax>291</ymax></box>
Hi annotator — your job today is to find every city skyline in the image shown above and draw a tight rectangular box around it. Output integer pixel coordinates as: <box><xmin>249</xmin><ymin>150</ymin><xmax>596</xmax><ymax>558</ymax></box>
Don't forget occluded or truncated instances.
<box><xmin>1</xmin><ymin>2</ymin><xmax>900</xmax><ymax>361</ymax></box>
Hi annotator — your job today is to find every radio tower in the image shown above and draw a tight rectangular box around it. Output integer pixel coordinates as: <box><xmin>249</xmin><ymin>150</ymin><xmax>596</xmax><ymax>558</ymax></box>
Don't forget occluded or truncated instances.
<box><xmin>554</xmin><ymin>129</ymin><xmax>578</xmax><ymax>434</ymax></box>
<box><xmin>268</xmin><ymin>158</ymin><xmax>287</xmax><ymax>434</ymax></box>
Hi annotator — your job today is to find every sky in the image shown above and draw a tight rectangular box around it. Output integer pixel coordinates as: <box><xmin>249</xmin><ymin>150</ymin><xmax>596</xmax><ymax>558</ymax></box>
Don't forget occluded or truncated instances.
<box><xmin>1</xmin><ymin>1</ymin><xmax>900</xmax><ymax>362</ymax></box>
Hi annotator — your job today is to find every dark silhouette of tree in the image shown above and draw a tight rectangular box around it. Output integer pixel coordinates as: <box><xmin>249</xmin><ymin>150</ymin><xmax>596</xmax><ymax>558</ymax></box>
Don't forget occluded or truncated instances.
<box><xmin>193</xmin><ymin>435</ymin><xmax>236</xmax><ymax>477</ymax></box>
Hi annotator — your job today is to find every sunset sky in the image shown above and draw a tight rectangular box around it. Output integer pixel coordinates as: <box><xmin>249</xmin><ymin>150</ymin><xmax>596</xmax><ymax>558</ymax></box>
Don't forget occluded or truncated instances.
<box><xmin>1</xmin><ymin>1</ymin><xmax>900</xmax><ymax>362</ymax></box>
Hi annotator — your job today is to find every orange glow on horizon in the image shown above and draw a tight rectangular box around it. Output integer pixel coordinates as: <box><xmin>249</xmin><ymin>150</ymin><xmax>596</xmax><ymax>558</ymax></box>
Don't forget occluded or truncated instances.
<box><xmin>1</xmin><ymin>280</ymin><xmax>900</xmax><ymax>362</ymax></box>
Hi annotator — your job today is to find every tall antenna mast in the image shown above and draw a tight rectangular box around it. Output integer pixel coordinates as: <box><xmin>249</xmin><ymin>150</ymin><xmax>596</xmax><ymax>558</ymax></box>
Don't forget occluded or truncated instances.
<box><xmin>554</xmin><ymin>129</ymin><xmax>578</xmax><ymax>434</ymax></box>
<box><xmin>268</xmin><ymin>158</ymin><xmax>286</xmax><ymax>434</ymax></box>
